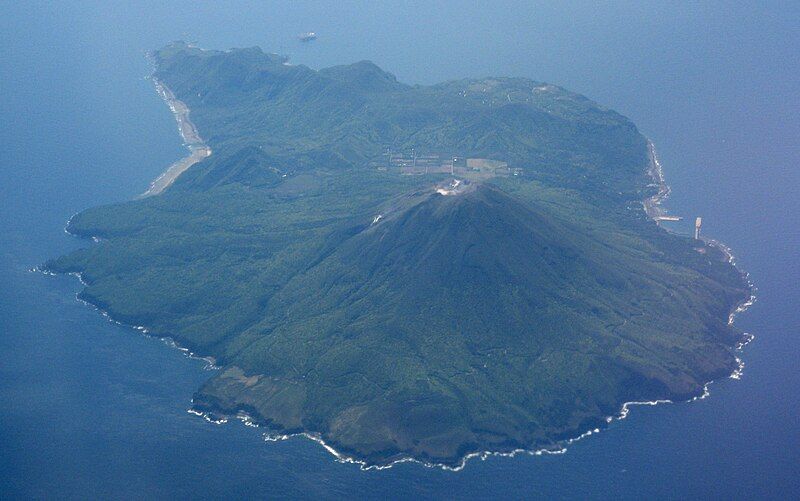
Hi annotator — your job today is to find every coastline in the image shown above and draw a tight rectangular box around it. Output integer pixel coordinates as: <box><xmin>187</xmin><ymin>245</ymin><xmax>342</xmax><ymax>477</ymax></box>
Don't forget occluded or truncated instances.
<box><xmin>37</xmin><ymin>248</ymin><xmax>755</xmax><ymax>473</ymax></box>
<box><xmin>35</xmin><ymin>261</ymin><xmax>219</xmax><ymax>372</ymax></box>
<box><xmin>185</xmin><ymin>138</ymin><xmax>757</xmax><ymax>471</ymax></box>
<box><xmin>36</xmin><ymin>211</ymin><xmax>222</xmax><ymax>369</ymax></box>
<box><xmin>141</xmin><ymin>78</ymin><xmax>211</xmax><ymax>196</ymax></box>
<box><xmin>44</xmin><ymin>134</ymin><xmax>756</xmax><ymax>471</ymax></box>
<box><xmin>187</xmin><ymin>336</ymin><xmax>751</xmax><ymax>472</ymax></box>
<box><xmin>643</xmin><ymin>140</ymin><xmax>757</xmax><ymax>328</ymax></box>
<box><xmin>643</xmin><ymin>139</ymin><xmax>672</xmax><ymax>220</ymax></box>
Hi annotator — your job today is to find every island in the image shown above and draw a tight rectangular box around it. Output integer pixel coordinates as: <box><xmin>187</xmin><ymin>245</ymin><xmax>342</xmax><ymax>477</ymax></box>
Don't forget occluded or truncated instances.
<box><xmin>45</xmin><ymin>42</ymin><xmax>752</xmax><ymax>469</ymax></box>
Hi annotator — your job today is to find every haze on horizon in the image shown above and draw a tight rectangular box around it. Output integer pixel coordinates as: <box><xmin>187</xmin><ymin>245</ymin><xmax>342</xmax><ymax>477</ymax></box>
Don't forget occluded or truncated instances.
<box><xmin>0</xmin><ymin>2</ymin><xmax>798</xmax><ymax>498</ymax></box>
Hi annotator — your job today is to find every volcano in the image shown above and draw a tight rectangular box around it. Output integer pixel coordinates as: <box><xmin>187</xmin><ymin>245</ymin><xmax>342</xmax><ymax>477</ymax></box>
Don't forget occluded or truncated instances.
<box><xmin>192</xmin><ymin>183</ymin><xmax>745</xmax><ymax>465</ymax></box>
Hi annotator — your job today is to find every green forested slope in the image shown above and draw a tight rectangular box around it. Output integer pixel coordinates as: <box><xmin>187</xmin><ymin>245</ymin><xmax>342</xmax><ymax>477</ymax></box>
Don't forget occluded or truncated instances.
<box><xmin>46</xmin><ymin>42</ymin><xmax>750</xmax><ymax>466</ymax></box>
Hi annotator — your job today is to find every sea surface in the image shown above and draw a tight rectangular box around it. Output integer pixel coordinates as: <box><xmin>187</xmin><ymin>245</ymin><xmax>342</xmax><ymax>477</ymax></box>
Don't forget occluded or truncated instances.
<box><xmin>1</xmin><ymin>2</ymin><xmax>798</xmax><ymax>498</ymax></box>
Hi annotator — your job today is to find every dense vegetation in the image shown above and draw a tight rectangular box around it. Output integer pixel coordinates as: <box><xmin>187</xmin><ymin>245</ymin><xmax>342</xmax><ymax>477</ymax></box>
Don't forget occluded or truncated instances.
<box><xmin>46</xmin><ymin>42</ymin><xmax>750</xmax><ymax>466</ymax></box>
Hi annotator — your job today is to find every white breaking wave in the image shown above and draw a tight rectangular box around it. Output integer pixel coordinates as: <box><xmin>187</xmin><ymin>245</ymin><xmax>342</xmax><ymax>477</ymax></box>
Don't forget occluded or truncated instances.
<box><xmin>41</xmin><ymin>135</ymin><xmax>757</xmax><ymax>472</ymax></box>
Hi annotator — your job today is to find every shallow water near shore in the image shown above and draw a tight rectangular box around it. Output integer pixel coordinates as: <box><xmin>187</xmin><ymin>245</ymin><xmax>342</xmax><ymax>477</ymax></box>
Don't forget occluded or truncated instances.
<box><xmin>1</xmin><ymin>2</ymin><xmax>799</xmax><ymax>498</ymax></box>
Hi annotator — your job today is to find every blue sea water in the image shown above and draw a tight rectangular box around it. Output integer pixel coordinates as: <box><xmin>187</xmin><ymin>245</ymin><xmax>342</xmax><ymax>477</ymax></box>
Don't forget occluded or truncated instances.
<box><xmin>1</xmin><ymin>2</ymin><xmax>798</xmax><ymax>498</ymax></box>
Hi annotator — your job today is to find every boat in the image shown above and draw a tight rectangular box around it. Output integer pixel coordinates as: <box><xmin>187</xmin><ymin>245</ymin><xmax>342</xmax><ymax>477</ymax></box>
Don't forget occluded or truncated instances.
<box><xmin>298</xmin><ymin>32</ymin><xmax>317</xmax><ymax>42</ymax></box>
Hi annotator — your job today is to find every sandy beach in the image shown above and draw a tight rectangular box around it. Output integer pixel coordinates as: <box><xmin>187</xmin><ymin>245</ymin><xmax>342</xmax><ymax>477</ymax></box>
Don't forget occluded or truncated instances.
<box><xmin>142</xmin><ymin>78</ymin><xmax>211</xmax><ymax>196</ymax></box>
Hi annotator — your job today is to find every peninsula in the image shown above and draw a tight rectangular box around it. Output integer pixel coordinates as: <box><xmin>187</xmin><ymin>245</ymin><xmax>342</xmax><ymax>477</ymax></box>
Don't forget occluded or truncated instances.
<box><xmin>45</xmin><ymin>42</ymin><xmax>752</xmax><ymax>468</ymax></box>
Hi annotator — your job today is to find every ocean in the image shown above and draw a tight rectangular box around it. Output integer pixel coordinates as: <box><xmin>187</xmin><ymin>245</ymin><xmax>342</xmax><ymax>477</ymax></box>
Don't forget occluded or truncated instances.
<box><xmin>1</xmin><ymin>2</ymin><xmax>798</xmax><ymax>498</ymax></box>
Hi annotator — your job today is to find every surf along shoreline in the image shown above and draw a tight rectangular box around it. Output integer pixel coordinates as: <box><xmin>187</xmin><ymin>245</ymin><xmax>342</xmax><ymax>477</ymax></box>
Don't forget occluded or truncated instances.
<box><xmin>644</xmin><ymin>140</ymin><xmax>756</xmax><ymax>326</ymax></box>
<box><xmin>141</xmin><ymin>77</ymin><xmax>211</xmax><ymax>196</ymax></box>
<box><xmin>41</xmin><ymin>78</ymin><xmax>756</xmax><ymax>472</ymax></box>
<box><xmin>184</xmin><ymin>139</ymin><xmax>757</xmax><ymax>471</ymax></box>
